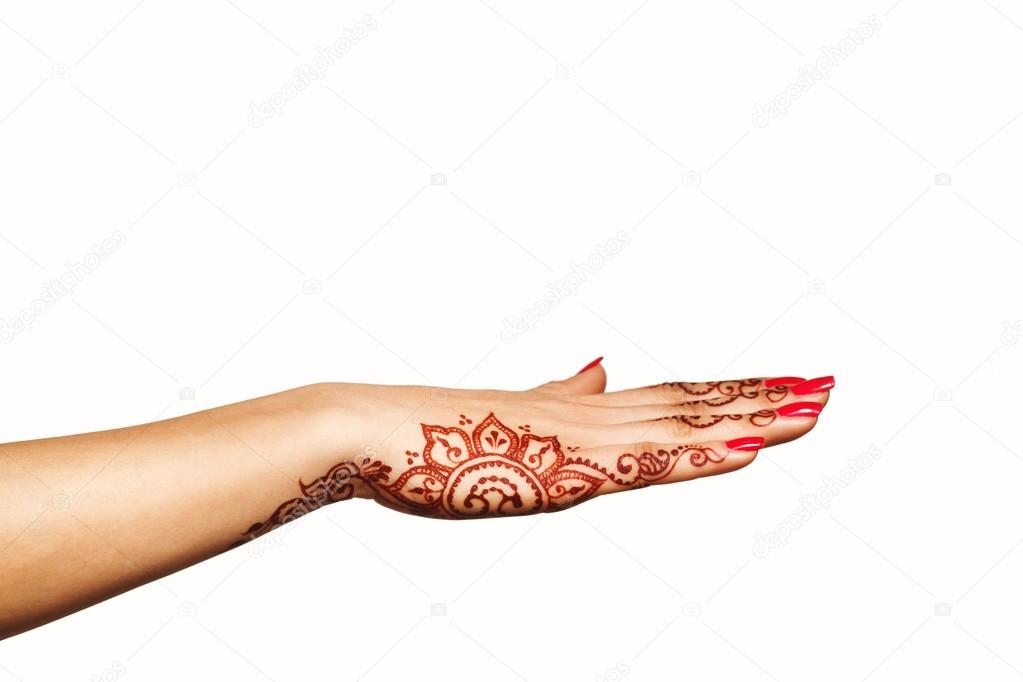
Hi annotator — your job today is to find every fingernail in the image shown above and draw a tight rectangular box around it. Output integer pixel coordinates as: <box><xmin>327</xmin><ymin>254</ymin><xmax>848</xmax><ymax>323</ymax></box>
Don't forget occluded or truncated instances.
<box><xmin>790</xmin><ymin>376</ymin><xmax>835</xmax><ymax>395</ymax></box>
<box><xmin>777</xmin><ymin>401</ymin><xmax>824</xmax><ymax>418</ymax></box>
<box><xmin>576</xmin><ymin>356</ymin><xmax>604</xmax><ymax>375</ymax></box>
<box><xmin>763</xmin><ymin>376</ymin><xmax>805</xmax><ymax>388</ymax></box>
<box><xmin>726</xmin><ymin>437</ymin><xmax>765</xmax><ymax>452</ymax></box>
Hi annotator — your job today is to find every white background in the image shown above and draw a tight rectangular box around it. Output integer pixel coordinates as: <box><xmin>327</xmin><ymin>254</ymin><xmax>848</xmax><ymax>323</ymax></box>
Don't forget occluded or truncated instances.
<box><xmin>2</xmin><ymin>0</ymin><xmax>1023</xmax><ymax>680</ymax></box>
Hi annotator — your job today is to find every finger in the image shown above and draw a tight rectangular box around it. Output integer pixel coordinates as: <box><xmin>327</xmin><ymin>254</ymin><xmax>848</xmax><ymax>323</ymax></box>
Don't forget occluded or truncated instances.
<box><xmin>577</xmin><ymin>376</ymin><xmax>834</xmax><ymax>423</ymax></box>
<box><xmin>534</xmin><ymin>356</ymin><xmax>607</xmax><ymax>396</ymax></box>
<box><xmin>560</xmin><ymin>438</ymin><xmax>763</xmax><ymax>500</ymax></box>
<box><xmin>556</xmin><ymin>402</ymin><xmax>824</xmax><ymax>448</ymax></box>
<box><xmin>569</xmin><ymin>376</ymin><xmax>805</xmax><ymax>407</ymax></box>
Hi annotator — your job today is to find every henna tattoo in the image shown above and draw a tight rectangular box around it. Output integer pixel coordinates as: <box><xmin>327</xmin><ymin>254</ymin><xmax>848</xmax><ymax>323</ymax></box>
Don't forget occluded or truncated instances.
<box><xmin>236</xmin><ymin>413</ymin><xmax>733</xmax><ymax>537</ymax></box>
<box><xmin>373</xmin><ymin>413</ymin><xmax>607</xmax><ymax>518</ymax></box>
<box><xmin>233</xmin><ymin>459</ymin><xmax>391</xmax><ymax>546</ymax></box>
<box><xmin>658</xmin><ymin>379</ymin><xmax>761</xmax><ymax>397</ymax></box>
<box><xmin>658</xmin><ymin>410</ymin><xmax>778</xmax><ymax>428</ymax></box>
<box><xmin>565</xmin><ymin>445</ymin><xmax>724</xmax><ymax>488</ymax></box>
<box><xmin>658</xmin><ymin>379</ymin><xmax>789</xmax><ymax>404</ymax></box>
<box><xmin>369</xmin><ymin>414</ymin><xmax>731</xmax><ymax>517</ymax></box>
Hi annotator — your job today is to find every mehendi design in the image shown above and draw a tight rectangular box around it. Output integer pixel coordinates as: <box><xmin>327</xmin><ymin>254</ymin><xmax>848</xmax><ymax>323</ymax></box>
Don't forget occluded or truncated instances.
<box><xmin>659</xmin><ymin>379</ymin><xmax>762</xmax><ymax>397</ymax></box>
<box><xmin>374</xmin><ymin>413</ymin><xmax>606</xmax><ymax>517</ymax></box>
<box><xmin>368</xmin><ymin>414</ymin><xmax>730</xmax><ymax>517</ymax></box>
<box><xmin>235</xmin><ymin>413</ymin><xmax>731</xmax><ymax>538</ymax></box>
<box><xmin>659</xmin><ymin>379</ymin><xmax>789</xmax><ymax>403</ymax></box>
<box><xmin>564</xmin><ymin>445</ymin><xmax>723</xmax><ymax>488</ymax></box>
<box><xmin>232</xmin><ymin>459</ymin><xmax>390</xmax><ymax>545</ymax></box>
<box><xmin>659</xmin><ymin>410</ymin><xmax>778</xmax><ymax>428</ymax></box>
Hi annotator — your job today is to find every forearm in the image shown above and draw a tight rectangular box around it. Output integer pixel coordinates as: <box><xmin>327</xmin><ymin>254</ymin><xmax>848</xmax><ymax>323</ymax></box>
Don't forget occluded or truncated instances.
<box><xmin>1</xmin><ymin>366</ymin><xmax>831</xmax><ymax>639</ymax></box>
<box><xmin>0</xmin><ymin>384</ymin><xmax>351</xmax><ymax>638</ymax></box>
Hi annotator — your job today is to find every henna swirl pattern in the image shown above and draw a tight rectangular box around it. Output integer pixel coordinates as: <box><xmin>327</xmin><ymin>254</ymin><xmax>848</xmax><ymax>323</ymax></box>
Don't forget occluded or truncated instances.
<box><xmin>236</xmin><ymin>414</ymin><xmax>735</xmax><ymax>537</ymax></box>
<box><xmin>232</xmin><ymin>459</ymin><xmax>391</xmax><ymax>545</ymax></box>
<box><xmin>567</xmin><ymin>445</ymin><xmax>724</xmax><ymax>488</ymax></box>
<box><xmin>658</xmin><ymin>379</ymin><xmax>761</xmax><ymax>398</ymax></box>
<box><xmin>659</xmin><ymin>410</ymin><xmax>778</xmax><ymax>428</ymax></box>
<box><xmin>660</xmin><ymin>379</ymin><xmax>789</xmax><ymax>404</ymax></box>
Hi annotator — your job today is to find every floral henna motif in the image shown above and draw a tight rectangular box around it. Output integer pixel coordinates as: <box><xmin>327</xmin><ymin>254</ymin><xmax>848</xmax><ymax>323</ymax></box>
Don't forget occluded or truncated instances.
<box><xmin>236</xmin><ymin>414</ymin><xmax>734</xmax><ymax>537</ymax></box>
<box><xmin>372</xmin><ymin>414</ymin><xmax>733</xmax><ymax>517</ymax></box>
<box><xmin>374</xmin><ymin>413</ymin><xmax>608</xmax><ymax>518</ymax></box>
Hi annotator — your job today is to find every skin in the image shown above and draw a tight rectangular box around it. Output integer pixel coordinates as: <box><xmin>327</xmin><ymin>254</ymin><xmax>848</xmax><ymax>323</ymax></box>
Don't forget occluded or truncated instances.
<box><xmin>0</xmin><ymin>363</ymin><xmax>830</xmax><ymax>638</ymax></box>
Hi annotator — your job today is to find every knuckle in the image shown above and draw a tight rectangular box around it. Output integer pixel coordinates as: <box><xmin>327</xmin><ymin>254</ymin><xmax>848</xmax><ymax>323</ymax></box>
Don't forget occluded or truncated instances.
<box><xmin>669</xmin><ymin>402</ymin><xmax>703</xmax><ymax>417</ymax></box>
<box><xmin>630</xmin><ymin>440</ymin><xmax>660</xmax><ymax>455</ymax></box>
<box><xmin>665</xmin><ymin>417</ymin><xmax>694</xmax><ymax>441</ymax></box>
<box><xmin>650</xmin><ymin>382</ymin><xmax>685</xmax><ymax>402</ymax></box>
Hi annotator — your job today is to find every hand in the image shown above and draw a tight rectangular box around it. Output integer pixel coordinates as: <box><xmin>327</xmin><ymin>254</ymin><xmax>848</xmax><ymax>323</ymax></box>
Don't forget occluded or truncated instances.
<box><xmin>241</xmin><ymin>362</ymin><xmax>833</xmax><ymax>533</ymax></box>
<box><xmin>1</xmin><ymin>360</ymin><xmax>832</xmax><ymax>635</ymax></box>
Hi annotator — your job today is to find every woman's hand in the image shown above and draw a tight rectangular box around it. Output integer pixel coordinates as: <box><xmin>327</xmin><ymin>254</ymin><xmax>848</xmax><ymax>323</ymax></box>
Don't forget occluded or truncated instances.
<box><xmin>1</xmin><ymin>359</ymin><xmax>831</xmax><ymax>637</ymax></box>
<box><xmin>238</xmin><ymin>361</ymin><xmax>833</xmax><ymax>536</ymax></box>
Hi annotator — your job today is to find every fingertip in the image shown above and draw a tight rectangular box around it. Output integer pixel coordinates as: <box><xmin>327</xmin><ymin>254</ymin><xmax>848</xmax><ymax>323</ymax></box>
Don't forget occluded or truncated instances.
<box><xmin>575</xmin><ymin>356</ymin><xmax>604</xmax><ymax>375</ymax></box>
<box><xmin>790</xmin><ymin>376</ymin><xmax>836</xmax><ymax>396</ymax></box>
<box><xmin>725</xmin><ymin>436</ymin><xmax>765</xmax><ymax>452</ymax></box>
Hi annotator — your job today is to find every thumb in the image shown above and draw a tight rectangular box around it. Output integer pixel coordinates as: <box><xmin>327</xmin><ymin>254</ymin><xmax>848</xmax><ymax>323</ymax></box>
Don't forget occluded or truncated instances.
<box><xmin>535</xmin><ymin>356</ymin><xmax>607</xmax><ymax>396</ymax></box>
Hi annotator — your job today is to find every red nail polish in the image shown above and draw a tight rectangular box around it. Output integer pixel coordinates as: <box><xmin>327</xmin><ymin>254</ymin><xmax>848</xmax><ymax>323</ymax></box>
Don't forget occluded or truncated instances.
<box><xmin>726</xmin><ymin>437</ymin><xmax>765</xmax><ymax>452</ymax></box>
<box><xmin>576</xmin><ymin>356</ymin><xmax>604</xmax><ymax>375</ymax></box>
<box><xmin>790</xmin><ymin>376</ymin><xmax>835</xmax><ymax>395</ymax></box>
<box><xmin>777</xmin><ymin>402</ymin><xmax>823</xmax><ymax>418</ymax></box>
<box><xmin>763</xmin><ymin>376</ymin><xmax>805</xmax><ymax>388</ymax></box>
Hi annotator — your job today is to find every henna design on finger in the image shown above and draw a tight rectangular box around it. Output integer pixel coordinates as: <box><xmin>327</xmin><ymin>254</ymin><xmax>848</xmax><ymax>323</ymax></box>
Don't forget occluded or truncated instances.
<box><xmin>658</xmin><ymin>379</ymin><xmax>761</xmax><ymax>398</ymax></box>
<box><xmin>659</xmin><ymin>410</ymin><xmax>778</xmax><ymax>428</ymax></box>
<box><xmin>699</xmin><ymin>394</ymin><xmax>743</xmax><ymax>407</ymax></box>
<box><xmin>566</xmin><ymin>445</ymin><xmax>725</xmax><ymax>489</ymax></box>
<box><xmin>675</xmin><ymin>389</ymin><xmax>789</xmax><ymax>413</ymax></box>
<box><xmin>664</xmin><ymin>381</ymin><xmax>791</xmax><ymax>405</ymax></box>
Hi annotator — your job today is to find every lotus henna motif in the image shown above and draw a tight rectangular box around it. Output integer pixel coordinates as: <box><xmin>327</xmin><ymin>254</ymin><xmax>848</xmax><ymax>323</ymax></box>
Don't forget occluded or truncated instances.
<box><xmin>376</xmin><ymin>413</ymin><xmax>719</xmax><ymax>517</ymax></box>
<box><xmin>377</xmin><ymin>413</ymin><xmax>602</xmax><ymax>517</ymax></box>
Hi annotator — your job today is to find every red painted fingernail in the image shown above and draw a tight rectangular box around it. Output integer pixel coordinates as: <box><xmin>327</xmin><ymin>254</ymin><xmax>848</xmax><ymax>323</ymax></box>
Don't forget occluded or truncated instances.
<box><xmin>777</xmin><ymin>401</ymin><xmax>824</xmax><ymax>418</ymax></box>
<box><xmin>763</xmin><ymin>376</ymin><xmax>805</xmax><ymax>388</ymax></box>
<box><xmin>576</xmin><ymin>356</ymin><xmax>604</xmax><ymax>375</ymax></box>
<box><xmin>726</xmin><ymin>437</ymin><xmax>765</xmax><ymax>452</ymax></box>
<box><xmin>790</xmin><ymin>376</ymin><xmax>835</xmax><ymax>395</ymax></box>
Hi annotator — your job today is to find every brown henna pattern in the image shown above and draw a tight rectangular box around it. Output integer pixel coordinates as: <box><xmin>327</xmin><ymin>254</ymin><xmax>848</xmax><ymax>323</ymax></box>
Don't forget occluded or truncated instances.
<box><xmin>659</xmin><ymin>379</ymin><xmax>789</xmax><ymax>404</ymax></box>
<box><xmin>372</xmin><ymin>413</ymin><xmax>610</xmax><ymax>518</ymax></box>
<box><xmin>564</xmin><ymin>445</ymin><xmax>723</xmax><ymax>489</ymax></box>
<box><xmin>659</xmin><ymin>410</ymin><xmax>778</xmax><ymax>428</ymax></box>
<box><xmin>232</xmin><ymin>459</ymin><xmax>390</xmax><ymax>546</ymax></box>
<box><xmin>368</xmin><ymin>414</ymin><xmax>735</xmax><ymax>517</ymax></box>
<box><xmin>235</xmin><ymin>414</ymin><xmax>732</xmax><ymax>536</ymax></box>
<box><xmin>658</xmin><ymin>378</ymin><xmax>761</xmax><ymax>397</ymax></box>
